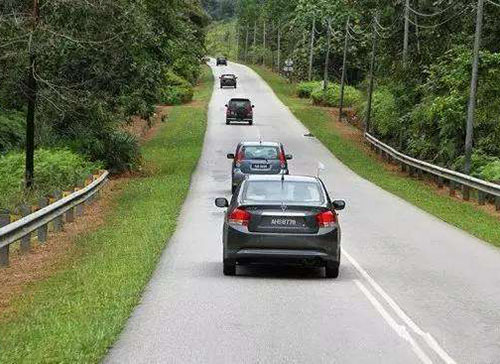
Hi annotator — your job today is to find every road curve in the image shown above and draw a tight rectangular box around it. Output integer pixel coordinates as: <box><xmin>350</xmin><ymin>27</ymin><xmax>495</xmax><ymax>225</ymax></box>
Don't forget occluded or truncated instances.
<box><xmin>106</xmin><ymin>61</ymin><xmax>500</xmax><ymax>364</ymax></box>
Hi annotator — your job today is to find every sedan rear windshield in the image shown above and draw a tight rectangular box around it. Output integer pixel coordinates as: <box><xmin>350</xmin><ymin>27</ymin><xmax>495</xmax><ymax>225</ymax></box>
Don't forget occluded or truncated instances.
<box><xmin>241</xmin><ymin>146</ymin><xmax>280</xmax><ymax>160</ymax></box>
<box><xmin>222</xmin><ymin>75</ymin><xmax>235</xmax><ymax>79</ymax></box>
<box><xmin>242</xmin><ymin>181</ymin><xmax>324</xmax><ymax>205</ymax></box>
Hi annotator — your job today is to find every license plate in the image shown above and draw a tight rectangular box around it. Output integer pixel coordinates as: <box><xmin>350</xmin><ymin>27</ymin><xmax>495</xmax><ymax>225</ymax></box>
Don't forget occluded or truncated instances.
<box><xmin>252</xmin><ymin>164</ymin><xmax>270</xmax><ymax>169</ymax></box>
<box><xmin>270</xmin><ymin>218</ymin><xmax>299</xmax><ymax>226</ymax></box>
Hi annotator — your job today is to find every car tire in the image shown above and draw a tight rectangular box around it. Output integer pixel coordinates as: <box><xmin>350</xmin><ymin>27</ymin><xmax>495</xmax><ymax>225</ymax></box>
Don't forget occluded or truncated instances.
<box><xmin>325</xmin><ymin>262</ymin><xmax>339</xmax><ymax>278</ymax></box>
<box><xmin>249</xmin><ymin>121</ymin><xmax>253</xmax><ymax>125</ymax></box>
<box><xmin>226</xmin><ymin>120</ymin><xmax>230</xmax><ymax>125</ymax></box>
<box><xmin>223</xmin><ymin>261</ymin><xmax>236</xmax><ymax>276</ymax></box>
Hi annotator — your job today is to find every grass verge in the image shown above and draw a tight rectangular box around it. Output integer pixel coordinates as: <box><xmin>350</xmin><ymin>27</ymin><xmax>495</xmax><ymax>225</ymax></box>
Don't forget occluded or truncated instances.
<box><xmin>250</xmin><ymin>65</ymin><xmax>500</xmax><ymax>247</ymax></box>
<box><xmin>0</xmin><ymin>65</ymin><xmax>213</xmax><ymax>363</ymax></box>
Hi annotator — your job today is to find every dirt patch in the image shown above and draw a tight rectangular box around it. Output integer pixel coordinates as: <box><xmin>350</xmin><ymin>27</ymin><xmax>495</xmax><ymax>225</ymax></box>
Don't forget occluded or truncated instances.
<box><xmin>123</xmin><ymin>105</ymin><xmax>170</xmax><ymax>144</ymax></box>
<box><xmin>0</xmin><ymin>179</ymin><xmax>127</xmax><ymax>313</ymax></box>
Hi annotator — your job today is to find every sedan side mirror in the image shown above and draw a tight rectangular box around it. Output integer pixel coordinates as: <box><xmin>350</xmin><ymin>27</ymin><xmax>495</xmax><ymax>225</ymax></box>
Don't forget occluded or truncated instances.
<box><xmin>285</xmin><ymin>154</ymin><xmax>293</xmax><ymax>160</ymax></box>
<box><xmin>227</xmin><ymin>153</ymin><xmax>235</xmax><ymax>159</ymax></box>
<box><xmin>251</xmin><ymin>105</ymin><xmax>255</xmax><ymax>108</ymax></box>
<box><xmin>332</xmin><ymin>200</ymin><xmax>346</xmax><ymax>211</ymax></box>
<box><xmin>225</xmin><ymin>104</ymin><xmax>228</xmax><ymax>107</ymax></box>
<box><xmin>215</xmin><ymin>198</ymin><xmax>229</xmax><ymax>208</ymax></box>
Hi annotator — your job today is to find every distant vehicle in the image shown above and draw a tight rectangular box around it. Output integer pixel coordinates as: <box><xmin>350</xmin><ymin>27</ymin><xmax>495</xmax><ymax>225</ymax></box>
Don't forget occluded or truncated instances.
<box><xmin>216</xmin><ymin>57</ymin><xmax>227</xmax><ymax>66</ymax></box>
<box><xmin>225</xmin><ymin>98</ymin><xmax>254</xmax><ymax>125</ymax></box>
<box><xmin>227</xmin><ymin>141</ymin><xmax>292</xmax><ymax>194</ymax></box>
<box><xmin>220</xmin><ymin>74</ymin><xmax>237</xmax><ymax>88</ymax></box>
<box><xmin>215</xmin><ymin>175</ymin><xmax>345</xmax><ymax>277</ymax></box>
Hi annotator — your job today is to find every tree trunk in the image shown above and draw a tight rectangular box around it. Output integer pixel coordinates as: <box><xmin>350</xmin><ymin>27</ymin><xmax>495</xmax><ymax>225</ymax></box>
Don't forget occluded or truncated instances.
<box><xmin>323</xmin><ymin>19</ymin><xmax>331</xmax><ymax>91</ymax></box>
<box><xmin>308</xmin><ymin>17</ymin><xmax>316</xmax><ymax>81</ymax></box>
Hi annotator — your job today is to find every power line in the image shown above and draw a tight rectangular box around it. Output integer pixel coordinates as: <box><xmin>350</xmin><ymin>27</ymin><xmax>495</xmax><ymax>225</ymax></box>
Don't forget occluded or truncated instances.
<box><xmin>408</xmin><ymin>3</ymin><xmax>456</xmax><ymax>17</ymax></box>
<box><xmin>485</xmin><ymin>0</ymin><xmax>500</xmax><ymax>7</ymax></box>
<box><xmin>405</xmin><ymin>5</ymin><xmax>474</xmax><ymax>29</ymax></box>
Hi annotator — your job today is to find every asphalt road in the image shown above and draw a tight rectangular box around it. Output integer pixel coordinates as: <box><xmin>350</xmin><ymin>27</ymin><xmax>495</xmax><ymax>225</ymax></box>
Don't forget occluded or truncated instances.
<box><xmin>106</xmin><ymin>61</ymin><xmax>500</xmax><ymax>364</ymax></box>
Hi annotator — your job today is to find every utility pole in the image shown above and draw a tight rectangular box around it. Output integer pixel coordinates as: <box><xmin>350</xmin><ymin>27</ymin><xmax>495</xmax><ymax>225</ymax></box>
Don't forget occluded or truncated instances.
<box><xmin>277</xmin><ymin>21</ymin><xmax>281</xmax><ymax>73</ymax></box>
<box><xmin>262</xmin><ymin>20</ymin><xmax>266</xmax><ymax>66</ymax></box>
<box><xmin>323</xmin><ymin>18</ymin><xmax>331</xmax><ymax>91</ymax></box>
<box><xmin>308</xmin><ymin>17</ymin><xmax>316</xmax><ymax>81</ymax></box>
<box><xmin>366</xmin><ymin>15</ymin><xmax>379</xmax><ymax>134</ymax></box>
<box><xmin>253</xmin><ymin>21</ymin><xmax>257</xmax><ymax>63</ymax></box>
<box><xmin>464</xmin><ymin>0</ymin><xmax>484</xmax><ymax>174</ymax></box>
<box><xmin>339</xmin><ymin>16</ymin><xmax>350</xmax><ymax>123</ymax></box>
<box><xmin>245</xmin><ymin>24</ymin><xmax>249</xmax><ymax>62</ymax></box>
<box><xmin>235</xmin><ymin>28</ymin><xmax>239</xmax><ymax>60</ymax></box>
<box><xmin>25</xmin><ymin>0</ymin><xmax>39</xmax><ymax>189</ymax></box>
<box><xmin>403</xmin><ymin>0</ymin><xmax>410</xmax><ymax>65</ymax></box>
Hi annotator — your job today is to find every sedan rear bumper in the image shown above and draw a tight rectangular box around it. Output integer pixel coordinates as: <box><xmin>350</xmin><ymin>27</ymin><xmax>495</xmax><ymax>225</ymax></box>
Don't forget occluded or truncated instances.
<box><xmin>224</xmin><ymin>224</ymin><xmax>340</xmax><ymax>265</ymax></box>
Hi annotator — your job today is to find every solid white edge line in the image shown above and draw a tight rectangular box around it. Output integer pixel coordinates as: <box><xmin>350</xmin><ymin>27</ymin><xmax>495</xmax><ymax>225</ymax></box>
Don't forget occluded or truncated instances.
<box><xmin>354</xmin><ymin>280</ymin><xmax>433</xmax><ymax>364</ymax></box>
<box><xmin>344</xmin><ymin>250</ymin><xmax>457</xmax><ymax>364</ymax></box>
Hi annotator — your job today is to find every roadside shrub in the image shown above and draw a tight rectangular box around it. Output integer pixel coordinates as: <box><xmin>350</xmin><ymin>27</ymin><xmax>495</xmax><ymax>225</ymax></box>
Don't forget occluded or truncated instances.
<box><xmin>480</xmin><ymin>160</ymin><xmax>500</xmax><ymax>183</ymax></box>
<box><xmin>370</xmin><ymin>87</ymin><xmax>399</xmax><ymax>139</ymax></box>
<box><xmin>0</xmin><ymin>110</ymin><xmax>25</xmax><ymax>153</ymax></box>
<box><xmin>453</xmin><ymin>153</ymin><xmax>500</xmax><ymax>183</ymax></box>
<box><xmin>297</xmin><ymin>81</ymin><xmax>321</xmax><ymax>98</ymax></box>
<box><xmin>161</xmin><ymin>70</ymin><xmax>194</xmax><ymax>105</ymax></box>
<box><xmin>0</xmin><ymin>148</ymin><xmax>102</xmax><ymax>209</ymax></box>
<box><xmin>311</xmin><ymin>83</ymin><xmax>362</xmax><ymax>108</ymax></box>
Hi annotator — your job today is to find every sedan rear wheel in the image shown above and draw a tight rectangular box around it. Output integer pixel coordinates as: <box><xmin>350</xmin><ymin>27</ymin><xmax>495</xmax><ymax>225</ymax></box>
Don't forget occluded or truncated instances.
<box><xmin>223</xmin><ymin>261</ymin><xmax>236</xmax><ymax>276</ymax></box>
<box><xmin>325</xmin><ymin>262</ymin><xmax>339</xmax><ymax>278</ymax></box>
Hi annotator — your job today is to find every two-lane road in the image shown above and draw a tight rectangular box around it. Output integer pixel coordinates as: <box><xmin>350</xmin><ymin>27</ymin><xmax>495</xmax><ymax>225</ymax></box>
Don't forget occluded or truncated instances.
<box><xmin>106</xmin><ymin>61</ymin><xmax>500</xmax><ymax>363</ymax></box>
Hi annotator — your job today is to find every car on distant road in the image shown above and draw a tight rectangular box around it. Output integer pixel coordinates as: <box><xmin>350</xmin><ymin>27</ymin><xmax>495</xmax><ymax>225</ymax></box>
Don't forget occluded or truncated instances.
<box><xmin>220</xmin><ymin>74</ymin><xmax>237</xmax><ymax>88</ymax></box>
<box><xmin>225</xmin><ymin>98</ymin><xmax>254</xmax><ymax>125</ymax></box>
<box><xmin>216</xmin><ymin>56</ymin><xmax>227</xmax><ymax>66</ymax></box>
<box><xmin>227</xmin><ymin>141</ymin><xmax>292</xmax><ymax>193</ymax></box>
<box><xmin>215</xmin><ymin>175</ymin><xmax>345</xmax><ymax>278</ymax></box>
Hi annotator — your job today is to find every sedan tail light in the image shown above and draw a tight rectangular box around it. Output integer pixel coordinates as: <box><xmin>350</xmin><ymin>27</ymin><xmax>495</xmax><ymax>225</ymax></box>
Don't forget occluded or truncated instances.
<box><xmin>279</xmin><ymin>151</ymin><xmax>286</xmax><ymax>169</ymax></box>
<box><xmin>235</xmin><ymin>149</ymin><xmax>244</xmax><ymax>167</ymax></box>
<box><xmin>229</xmin><ymin>208</ymin><xmax>251</xmax><ymax>226</ymax></box>
<box><xmin>316</xmin><ymin>211</ymin><xmax>336</xmax><ymax>228</ymax></box>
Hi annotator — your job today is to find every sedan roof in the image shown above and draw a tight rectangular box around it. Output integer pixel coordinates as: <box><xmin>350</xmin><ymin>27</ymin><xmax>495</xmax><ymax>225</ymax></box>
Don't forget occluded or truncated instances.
<box><xmin>246</xmin><ymin>174</ymin><xmax>320</xmax><ymax>183</ymax></box>
<box><xmin>239</xmin><ymin>141</ymin><xmax>281</xmax><ymax>147</ymax></box>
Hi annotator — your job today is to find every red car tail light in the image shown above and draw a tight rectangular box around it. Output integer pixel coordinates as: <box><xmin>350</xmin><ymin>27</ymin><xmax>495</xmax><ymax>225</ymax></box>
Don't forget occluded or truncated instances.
<box><xmin>229</xmin><ymin>208</ymin><xmax>251</xmax><ymax>226</ymax></box>
<box><xmin>235</xmin><ymin>149</ymin><xmax>244</xmax><ymax>167</ymax></box>
<box><xmin>279</xmin><ymin>151</ymin><xmax>286</xmax><ymax>168</ymax></box>
<box><xmin>316</xmin><ymin>211</ymin><xmax>336</xmax><ymax>228</ymax></box>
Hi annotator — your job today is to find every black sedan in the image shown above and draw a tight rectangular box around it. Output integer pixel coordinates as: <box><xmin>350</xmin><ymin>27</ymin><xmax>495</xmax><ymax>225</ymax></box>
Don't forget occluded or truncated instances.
<box><xmin>215</xmin><ymin>175</ymin><xmax>345</xmax><ymax>278</ymax></box>
<box><xmin>220</xmin><ymin>74</ymin><xmax>237</xmax><ymax>88</ymax></box>
<box><xmin>227</xmin><ymin>141</ymin><xmax>292</xmax><ymax>194</ymax></box>
<box><xmin>216</xmin><ymin>57</ymin><xmax>227</xmax><ymax>66</ymax></box>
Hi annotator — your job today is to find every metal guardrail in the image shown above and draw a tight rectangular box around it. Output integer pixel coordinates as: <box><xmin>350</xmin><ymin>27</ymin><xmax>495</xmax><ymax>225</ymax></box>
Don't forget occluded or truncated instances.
<box><xmin>0</xmin><ymin>171</ymin><xmax>109</xmax><ymax>267</ymax></box>
<box><xmin>365</xmin><ymin>132</ymin><xmax>500</xmax><ymax>209</ymax></box>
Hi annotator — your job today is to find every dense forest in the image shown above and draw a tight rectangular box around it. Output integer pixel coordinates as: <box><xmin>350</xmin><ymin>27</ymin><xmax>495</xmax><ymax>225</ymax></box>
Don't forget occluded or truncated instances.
<box><xmin>221</xmin><ymin>0</ymin><xmax>500</xmax><ymax>182</ymax></box>
<box><xmin>0</xmin><ymin>0</ymin><xmax>208</xmax><ymax>172</ymax></box>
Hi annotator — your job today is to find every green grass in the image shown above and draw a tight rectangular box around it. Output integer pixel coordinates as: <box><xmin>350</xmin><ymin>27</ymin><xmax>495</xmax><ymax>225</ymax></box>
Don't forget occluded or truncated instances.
<box><xmin>250</xmin><ymin>65</ymin><xmax>500</xmax><ymax>247</ymax></box>
<box><xmin>0</xmin><ymin>66</ymin><xmax>213</xmax><ymax>363</ymax></box>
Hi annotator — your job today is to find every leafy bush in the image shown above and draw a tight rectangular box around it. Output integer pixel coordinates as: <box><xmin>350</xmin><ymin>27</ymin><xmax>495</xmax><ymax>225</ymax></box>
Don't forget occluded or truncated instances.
<box><xmin>0</xmin><ymin>149</ymin><xmax>102</xmax><ymax>209</ymax></box>
<box><xmin>453</xmin><ymin>153</ymin><xmax>500</xmax><ymax>182</ymax></box>
<box><xmin>479</xmin><ymin>160</ymin><xmax>500</xmax><ymax>182</ymax></box>
<box><xmin>0</xmin><ymin>110</ymin><xmax>25</xmax><ymax>153</ymax></box>
<box><xmin>370</xmin><ymin>87</ymin><xmax>400</xmax><ymax>139</ymax></box>
<box><xmin>297</xmin><ymin>81</ymin><xmax>321</xmax><ymax>98</ymax></box>
<box><xmin>161</xmin><ymin>71</ymin><xmax>194</xmax><ymax>105</ymax></box>
<box><xmin>311</xmin><ymin>83</ymin><xmax>362</xmax><ymax>108</ymax></box>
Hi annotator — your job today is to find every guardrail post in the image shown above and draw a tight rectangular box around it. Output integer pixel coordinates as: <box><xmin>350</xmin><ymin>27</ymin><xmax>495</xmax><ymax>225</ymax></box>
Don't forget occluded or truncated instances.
<box><xmin>400</xmin><ymin>163</ymin><xmax>406</xmax><ymax>173</ymax></box>
<box><xmin>75</xmin><ymin>182</ymin><xmax>84</xmax><ymax>217</ymax></box>
<box><xmin>478</xmin><ymin>191</ymin><xmax>486</xmax><ymax>205</ymax></box>
<box><xmin>496</xmin><ymin>196</ymin><xmax>500</xmax><ymax>211</ymax></box>
<box><xmin>64</xmin><ymin>190</ymin><xmax>75</xmax><ymax>223</ymax></box>
<box><xmin>20</xmin><ymin>204</ymin><xmax>31</xmax><ymax>253</ymax></box>
<box><xmin>462</xmin><ymin>186</ymin><xmax>470</xmax><ymax>201</ymax></box>
<box><xmin>53</xmin><ymin>190</ymin><xmax>63</xmax><ymax>232</ymax></box>
<box><xmin>449</xmin><ymin>181</ymin><xmax>456</xmax><ymax>197</ymax></box>
<box><xmin>85</xmin><ymin>175</ymin><xmax>93</xmax><ymax>205</ymax></box>
<box><xmin>37</xmin><ymin>197</ymin><xmax>49</xmax><ymax>244</ymax></box>
<box><xmin>437</xmin><ymin>176</ymin><xmax>444</xmax><ymax>188</ymax></box>
<box><xmin>408</xmin><ymin>167</ymin><xmax>415</xmax><ymax>177</ymax></box>
<box><xmin>0</xmin><ymin>210</ymin><xmax>10</xmax><ymax>267</ymax></box>
<box><xmin>417</xmin><ymin>169</ymin><xmax>423</xmax><ymax>180</ymax></box>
